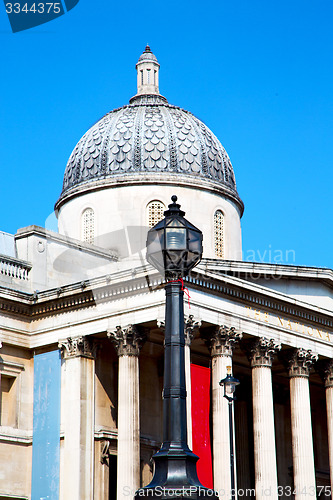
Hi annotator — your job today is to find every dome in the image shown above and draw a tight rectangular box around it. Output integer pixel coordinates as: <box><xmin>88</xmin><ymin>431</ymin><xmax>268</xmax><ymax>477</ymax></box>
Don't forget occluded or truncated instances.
<box><xmin>137</xmin><ymin>44</ymin><xmax>158</xmax><ymax>63</ymax></box>
<box><xmin>55</xmin><ymin>47</ymin><xmax>243</xmax><ymax>216</ymax></box>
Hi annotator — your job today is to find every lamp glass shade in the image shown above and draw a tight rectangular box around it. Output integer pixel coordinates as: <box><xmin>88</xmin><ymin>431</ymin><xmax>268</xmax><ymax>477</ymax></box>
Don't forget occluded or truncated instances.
<box><xmin>146</xmin><ymin>196</ymin><xmax>203</xmax><ymax>277</ymax></box>
<box><xmin>225</xmin><ymin>383</ymin><xmax>236</xmax><ymax>395</ymax></box>
<box><xmin>165</xmin><ymin>227</ymin><xmax>187</xmax><ymax>250</ymax></box>
<box><xmin>188</xmin><ymin>228</ymin><xmax>202</xmax><ymax>252</ymax></box>
<box><xmin>146</xmin><ymin>228</ymin><xmax>165</xmax><ymax>274</ymax></box>
<box><xmin>219</xmin><ymin>374</ymin><xmax>240</xmax><ymax>398</ymax></box>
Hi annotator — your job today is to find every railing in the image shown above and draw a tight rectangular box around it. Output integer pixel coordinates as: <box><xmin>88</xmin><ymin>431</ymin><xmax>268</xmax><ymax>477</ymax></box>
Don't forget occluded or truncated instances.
<box><xmin>0</xmin><ymin>255</ymin><xmax>31</xmax><ymax>281</ymax></box>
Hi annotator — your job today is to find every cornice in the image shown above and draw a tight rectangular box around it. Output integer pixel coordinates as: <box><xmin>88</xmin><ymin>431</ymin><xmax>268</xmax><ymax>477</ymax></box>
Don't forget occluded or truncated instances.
<box><xmin>0</xmin><ymin>427</ymin><xmax>32</xmax><ymax>445</ymax></box>
<box><xmin>0</xmin><ymin>252</ymin><xmax>32</xmax><ymax>270</ymax></box>
<box><xmin>54</xmin><ymin>173</ymin><xmax>244</xmax><ymax>216</ymax></box>
<box><xmin>200</xmin><ymin>259</ymin><xmax>333</xmax><ymax>288</ymax></box>
<box><xmin>188</xmin><ymin>269</ymin><xmax>333</xmax><ymax>329</ymax></box>
<box><xmin>15</xmin><ymin>225</ymin><xmax>118</xmax><ymax>261</ymax></box>
<box><xmin>0</xmin><ymin>265</ymin><xmax>333</xmax><ymax>335</ymax></box>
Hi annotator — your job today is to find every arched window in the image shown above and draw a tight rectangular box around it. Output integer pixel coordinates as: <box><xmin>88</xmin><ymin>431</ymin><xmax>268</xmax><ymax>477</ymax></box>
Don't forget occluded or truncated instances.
<box><xmin>82</xmin><ymin>208</ymin><xmax>95</xmax><ymax>244</ymax></box>
<box><xmin>147</xmin><ymin>200</ymin><xmax>165</xmax><ymax>228</ymax></box>
<box><xmin>214</xmin><ymin>210</ymin><xmax>224</xmax><ymax>258</ymax></box>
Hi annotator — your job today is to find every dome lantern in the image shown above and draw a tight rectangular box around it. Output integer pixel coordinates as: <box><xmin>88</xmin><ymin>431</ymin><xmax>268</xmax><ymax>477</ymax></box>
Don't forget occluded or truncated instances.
<box><xmin>135</xmin><ymin>45</ymin><xmax>160</xmax><ymax>96</ymax></box>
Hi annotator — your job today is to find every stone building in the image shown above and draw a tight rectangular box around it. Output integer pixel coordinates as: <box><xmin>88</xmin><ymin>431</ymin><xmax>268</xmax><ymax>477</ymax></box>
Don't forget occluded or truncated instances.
<box><xmin>1</xmin><ymin>46</ymin><xmax>333</xmax><ymax>500</ymax></box>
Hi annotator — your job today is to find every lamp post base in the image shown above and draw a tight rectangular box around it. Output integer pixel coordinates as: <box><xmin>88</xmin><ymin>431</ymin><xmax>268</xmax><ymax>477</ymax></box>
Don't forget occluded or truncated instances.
<box><xmin>135</xmin><ymin>487</ymin><xmax>217</xmax><ymax>500</ymax></box>
<box><xmin>135</xmin><ymin>449</ymin><xmax>218</xmax><ymax>500</ymax></box>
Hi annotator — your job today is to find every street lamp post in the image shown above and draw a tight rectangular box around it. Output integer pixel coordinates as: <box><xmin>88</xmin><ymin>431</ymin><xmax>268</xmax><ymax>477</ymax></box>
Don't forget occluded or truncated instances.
<box><xmin>219</xmin><ymin>366</ymin><xmax>240</xmax><ymax>500</ymax></box>
<box><xmin>135</xmin><ymin>196</ymin><xmax>217</xmax><ymax>500</ymax></box>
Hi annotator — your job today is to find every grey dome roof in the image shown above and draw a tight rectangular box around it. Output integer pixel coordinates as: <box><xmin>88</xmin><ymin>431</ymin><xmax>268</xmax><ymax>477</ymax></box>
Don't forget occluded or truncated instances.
<box><xmin>137</xmin><ymin>44</ymin><xmax>158</xmax><ymax>63</ymax></box>
<box><xmin>57</xmin><ymin>95</ymin><xmax>243</xmax><ymax>212</ymax></box>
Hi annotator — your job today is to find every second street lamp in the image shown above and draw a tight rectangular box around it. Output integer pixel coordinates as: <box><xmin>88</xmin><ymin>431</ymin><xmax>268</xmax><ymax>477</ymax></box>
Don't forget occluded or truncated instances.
<box><xmin>135</xmin><ymin>196</ymin><xmax>217</xmax><ymax>500</ymax></box>
<box><xmin>219</xmin><ymin>366</ymin><xmax>240</xmax><ymax>500</ymax></box>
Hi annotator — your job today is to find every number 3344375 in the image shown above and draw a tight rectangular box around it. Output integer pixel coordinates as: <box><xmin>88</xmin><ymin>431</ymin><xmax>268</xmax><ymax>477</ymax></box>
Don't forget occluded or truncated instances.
<box><xmin>5</xmin><ymin>3</ymin><xmax>62</xmax><ymax>14</ymax></box>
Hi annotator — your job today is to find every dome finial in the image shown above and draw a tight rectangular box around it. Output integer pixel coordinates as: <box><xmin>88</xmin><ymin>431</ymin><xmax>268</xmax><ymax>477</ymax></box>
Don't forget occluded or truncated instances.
<box><xmin>135</xmin><ymin>45</ymin><xmax>160</xmax><ymax>96</ymax></box>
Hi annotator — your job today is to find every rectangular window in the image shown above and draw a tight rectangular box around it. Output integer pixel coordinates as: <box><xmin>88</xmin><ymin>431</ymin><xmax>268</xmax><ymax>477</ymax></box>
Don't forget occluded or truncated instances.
<box><xmin>0</xmin><ymin>375</ymin><xmax>16</xmax><ymax>427</ymax></box>
<box><xmin>0</xmin><ymin>360</ymin><xmax>24</xmax><ymax>429</ymax></box>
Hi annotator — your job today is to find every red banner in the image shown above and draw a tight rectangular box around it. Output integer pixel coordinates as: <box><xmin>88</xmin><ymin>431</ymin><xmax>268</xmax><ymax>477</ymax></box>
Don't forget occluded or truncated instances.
<box><xmin>190</xmin><ymin>364</ymin><xmax>213</xmax><ymax>489</ymax></box>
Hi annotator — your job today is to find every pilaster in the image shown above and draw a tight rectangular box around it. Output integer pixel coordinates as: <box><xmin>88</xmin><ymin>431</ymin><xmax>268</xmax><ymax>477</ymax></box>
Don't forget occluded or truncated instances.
<box><xmin>58</xmin><ymin>335</ymin><xmax>96</xmax><ymax>500</ymax></box>
<box><xmin>59</xmin><ymin>335</ymin><xmax>97</xmax><ymax>359</ymax></box>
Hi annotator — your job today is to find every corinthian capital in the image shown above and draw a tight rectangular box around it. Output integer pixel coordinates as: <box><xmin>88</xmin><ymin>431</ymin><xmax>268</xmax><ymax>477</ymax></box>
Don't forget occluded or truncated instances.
<box><xmin>156</xmin><ymin>319</ymin><xmax>165</xmax><ymax>333</ymax></box>
<box><xmin>245</xmin><ymin>337</ymin><xmax>281</xmax><ymax>368</ymax></box>
<box><xmin>282</xmin><ymin>348</ymin><xmax>318</xmax><ymax>378</ymax></box>
<box><xmin>58</xmin><ymin>336</ymin><xmax>97</xmax><ymax>359</ymax></box>
<box><xmin>317</xmin><ymin>359</ymin><xmax>333</xmax><ymax>388</ymax></box>
<box><xmin>204</xmin><ymin>325</ymin><xmax>242</xmax><ymax>357</ymax></box>
<box><xmin>108</xmin><ymin>325</ymin><xmax>146</xmax><ymax>357</ymax></box>
<box><xmin>184</xmin><ymin>315</ymin><xmax>201</xmax><ymax>346</ymax></box>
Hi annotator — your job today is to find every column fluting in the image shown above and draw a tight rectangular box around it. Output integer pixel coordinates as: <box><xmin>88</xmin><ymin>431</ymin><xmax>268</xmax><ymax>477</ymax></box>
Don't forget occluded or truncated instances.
<box><xmin>205</xmin><ymin>325</ymin><xmax>242</xmax><ymax>498</ymax></box>
<box><xmin>283</xmin><ymin>348</ymin><xmax>318</xmax><ymax>500</ymax></box>
<box><xmin>108</xmin><ymin>325</ymin><xmax>146</xmax><ymax>500</ymax></box>
<box><xmin>318</xmin><ymin>359</ymin><xmax>333</xmax><ymax>496</ymax></box>
<box><xmin>58</xmin><ymin>336</ymin><xmax>97</xmax><ymax>500</ymax></box>
<box><xmin>184</xmin><ymin>315</ymin><xmax>201</xmax><ymax>449</ymax></box>
<box><xmin>246</xmin><ymin>337</ymin><xmax>281</xmax><ymax>500</ymax></box>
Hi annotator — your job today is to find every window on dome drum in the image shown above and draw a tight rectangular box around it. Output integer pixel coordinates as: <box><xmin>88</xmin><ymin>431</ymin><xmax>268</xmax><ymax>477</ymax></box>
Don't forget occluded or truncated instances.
<box><xmin>82</xmin><ymin>208</ymin><xmax>95</xmax><ymax>244</ymax></box>
<box><xmin>147</xmin><ymin>68</ymin><xmax>151</xmax><ymax>84</ymax></box>
<box><xmin>141</xmin><ymin>70</ymin><xmax>143</xmax><ymax>85</ymax></box>
<box><xmin>147</xmin><ymin>200</ymin><xmax>165</xmax><ymax>228</ymax></box>
<box><xmin>214</xmin><ymin>210</ymin><xmax>224</xmax><ymax>258</ymax></box>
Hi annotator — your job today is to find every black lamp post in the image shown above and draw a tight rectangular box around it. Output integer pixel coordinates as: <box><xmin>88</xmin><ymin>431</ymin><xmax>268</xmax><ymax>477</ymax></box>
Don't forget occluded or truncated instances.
<box><xmin>219</xmin><ymin>366</ymin><xmax>240</xmax><ymax>500</ymax></box>
<box><xmin>135</xmin><ymin>196</ymin><xmax>217</xmax><ymax>500</ymax></box>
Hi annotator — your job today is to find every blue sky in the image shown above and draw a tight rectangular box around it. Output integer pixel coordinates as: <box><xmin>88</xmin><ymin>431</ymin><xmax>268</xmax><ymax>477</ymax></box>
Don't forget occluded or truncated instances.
<box><xmin>0</xmin><ymin>0</ymin><xmax>332</xmax><ymax>268</ymax></box>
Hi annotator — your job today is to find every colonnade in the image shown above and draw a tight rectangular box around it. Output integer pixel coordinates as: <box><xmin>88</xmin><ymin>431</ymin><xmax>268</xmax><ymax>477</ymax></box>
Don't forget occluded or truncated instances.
<box><xmin>58</xmin><ymin>325</ymin><xmax>333</xmax><ymax>500</ymax></box>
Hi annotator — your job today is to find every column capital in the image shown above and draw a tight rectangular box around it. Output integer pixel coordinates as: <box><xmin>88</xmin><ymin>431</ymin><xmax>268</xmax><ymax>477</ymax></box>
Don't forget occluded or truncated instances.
<box><xmin>156</xmin><ymin>319</ymin><xmax>165</xmax><ymax>333</ymax></box>
<box><xmin>100</xmin><ymin>440</ymin><xmax>111</xmax><ymax>466</ymax></box>
<box><xmin>58</xmin><ymin>335</ymin><xmax>97</xmax><ymax>359</ymax></box>
<box><xmin>184</xmin><ymin>315</ymin><xmax>201</xmax><ymax>346</ymax></box>
<box><xmin>282</xmin><ymin>348</ymin><xmax>318</xmax><ymax>378</ymax></box>
<box><xmin>156</xmin><ymin>316</ymin><xmax>200</xmax><ymax>346</ymax></box>
<box><xmin>108</xmin><ymin>325</ymin><xmax>146</xmax><ymax>357</ymax></box>
<box><xmin>204</xmin><ymin>325</ymin><xmax>242</xmax><ymax>357</ymax></box>
<box><xmin>245</xmin><ymin>337</ymin><xmax>281</xmax><ymax>368</ymax></box>
<box><xmin>317</xmin><ymin>359</ymin><xmax>333</xmax><ymax>388</ymax></box>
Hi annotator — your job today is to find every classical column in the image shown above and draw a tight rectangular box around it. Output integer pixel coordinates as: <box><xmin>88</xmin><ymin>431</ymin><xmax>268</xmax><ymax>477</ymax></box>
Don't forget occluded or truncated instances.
<box><xmin>284</xmin><ymin>348</ymin><xmax>318</xmax><ymax>500</ymax></box>
<box><xmin>184</xmin><ymin>315</ymin><xmax>201</xmax><ymax>449</ymax></box>
<box><xmin>318</xmin><ymin>360</ymin><xmax>333</xmax><ymax>496</ymax></box>
<box><xmin>246</xmin><ymin>337</ymin><xmax>281</xmax><ymax>500</ymax></box>
<box><xmin>108</xmin><ymin>325</ymin><xmax>146</xmax><ymax>500</ymax></box>
<box><xmin>58</xmin><ymin>336</ymin><xmax>97</xmax><ymax>500</ymax></box>
<box><xmin>205</xmin><ymin>326</ymin><xmax>242</xmax><ymax>498</ymax></box>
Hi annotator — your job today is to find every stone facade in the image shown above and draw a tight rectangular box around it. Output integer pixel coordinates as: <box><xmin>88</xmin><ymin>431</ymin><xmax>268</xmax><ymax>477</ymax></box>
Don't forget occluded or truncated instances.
<box><xmin>1</xmin><ymin>47</ymin><xmax>333</xmax><ymax>500</ymax></box>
